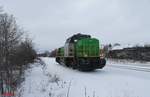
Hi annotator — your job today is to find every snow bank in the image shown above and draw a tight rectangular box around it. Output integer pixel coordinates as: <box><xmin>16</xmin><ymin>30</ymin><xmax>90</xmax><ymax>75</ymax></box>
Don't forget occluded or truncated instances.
<box><xmin>16</xmin><ymin>62</ymin><xmax>69</xmax><ymax>97</ymax></box>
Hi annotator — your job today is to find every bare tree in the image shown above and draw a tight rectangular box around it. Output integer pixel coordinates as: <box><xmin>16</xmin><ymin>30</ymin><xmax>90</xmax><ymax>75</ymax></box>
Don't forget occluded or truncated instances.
<box><xmin>0</xmin><ymin>11</ymin><xmax>24</xmax><ymax>95</ymax></box>
<box><xmin>11</xmin><ymin>37</ymin><xmax>37</xmax><ymax>66</ymax></box>
<box><xmin>0</xmin><ymin>7</ymin><xmax>37</xmax><ymax>95</ymax></box>
<box><xmin>0</xmin><ymin>11</ymin><xmax>22</xmax><ymax>95</ymax></box>
<box><xmin>0</xmin><ymin>13</ymin><xmax>23</xmax><ymax>69</ymax></box>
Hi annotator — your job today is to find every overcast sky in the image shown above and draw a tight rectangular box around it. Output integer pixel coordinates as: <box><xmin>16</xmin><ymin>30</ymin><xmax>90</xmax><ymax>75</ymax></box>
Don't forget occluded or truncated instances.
<box><xmin>0</xmin><ymin>0</ymin><xmax>150</xmax><ymax>51</ymax></box>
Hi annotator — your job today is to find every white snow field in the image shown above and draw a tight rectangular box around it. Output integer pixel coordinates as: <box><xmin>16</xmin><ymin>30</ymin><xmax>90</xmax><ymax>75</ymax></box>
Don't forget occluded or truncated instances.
<box><xmin>18</xmin><ymin>57</ymin><xmax>150</xmax><ymax>97</ymax></box>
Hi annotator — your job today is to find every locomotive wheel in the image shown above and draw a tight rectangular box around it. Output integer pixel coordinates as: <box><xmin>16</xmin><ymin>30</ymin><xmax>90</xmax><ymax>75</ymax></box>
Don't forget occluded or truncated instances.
<box><xmin>65</xmin><ymin>61</ymin><xmax>70</xmax><ymax>67</ymax></box>
<box><xmin>72</xmin><ymin>64</ymin><xmax>77</xmax><ymax>69</ymax></box>
<box><xmin>99</xmin><ymin>59</ymin><xmax>106</xmax><ymax>68</ymax></box>
<box><xmin>101</xmin><ymin>59</ymin><xmax>106</xmax><ymax>65</ymax></box>
<box><xmin>64</xmin><ymin>58</ymin><xmax>70</xmax><ymax>67</ymax></box>
<box><xmin>71</xmin><ymin>59</ymin><xmax>77</xmax><ymax>69</ymax></box>
<box><xmin>56</xmin><ymin>57</ymin><xmax>60</xmax><ymax>63</ymax></box>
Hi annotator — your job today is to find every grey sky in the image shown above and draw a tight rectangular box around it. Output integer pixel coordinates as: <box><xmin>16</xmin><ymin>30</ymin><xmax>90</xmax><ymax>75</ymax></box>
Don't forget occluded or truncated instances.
<box><xmin>1</xmin><ymin>0</ymin><xmax>150</xmax><ymax>50</ymax></box>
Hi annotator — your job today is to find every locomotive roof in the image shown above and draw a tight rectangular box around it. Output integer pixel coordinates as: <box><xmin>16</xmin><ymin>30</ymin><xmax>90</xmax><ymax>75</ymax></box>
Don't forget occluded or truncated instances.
<box><xmin>66</xmin><ymin>33</ymin><xmax>91</xmax><ymax>43</ymax></box>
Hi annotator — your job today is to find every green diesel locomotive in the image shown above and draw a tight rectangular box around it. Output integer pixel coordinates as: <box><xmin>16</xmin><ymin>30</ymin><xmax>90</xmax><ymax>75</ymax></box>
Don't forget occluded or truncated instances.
<box><xmin>56</xmin><ymin>33</ymin><xmax>106</xmax><ymax>71</ymax></box>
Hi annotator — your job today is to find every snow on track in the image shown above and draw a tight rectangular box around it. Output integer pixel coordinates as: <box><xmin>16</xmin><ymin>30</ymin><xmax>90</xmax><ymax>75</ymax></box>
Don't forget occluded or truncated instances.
<box><xmin>41</xmin><ymin>57</ymin><xmax>150</xmax><ymax>97</ymax></box>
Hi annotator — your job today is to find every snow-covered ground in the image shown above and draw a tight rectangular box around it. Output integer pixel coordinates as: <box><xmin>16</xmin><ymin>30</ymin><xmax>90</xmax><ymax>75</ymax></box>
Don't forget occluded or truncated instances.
<box><xmin>18</xmin><ymin>57</ymin><xmax>150</xmax><ymax>97</ymax></box>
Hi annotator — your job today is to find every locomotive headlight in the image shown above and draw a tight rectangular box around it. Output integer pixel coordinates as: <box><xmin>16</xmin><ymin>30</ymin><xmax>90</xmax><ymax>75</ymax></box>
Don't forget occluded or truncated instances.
<box><xmin>100</xmin><ymin>53</ymin><xmax>105</xmax><ymax>59</ymax></box>
<box><xmin>74</xmin><ymin>39</ymin><xmax>77</xmax><ymax>42</ymax></box>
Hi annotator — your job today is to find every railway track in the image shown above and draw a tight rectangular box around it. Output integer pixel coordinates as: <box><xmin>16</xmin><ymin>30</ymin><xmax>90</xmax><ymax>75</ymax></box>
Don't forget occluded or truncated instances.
<box><xmin>107</xmin><ymin>64</ymin><xmax>150</xmax><ymax>72</ymax></box>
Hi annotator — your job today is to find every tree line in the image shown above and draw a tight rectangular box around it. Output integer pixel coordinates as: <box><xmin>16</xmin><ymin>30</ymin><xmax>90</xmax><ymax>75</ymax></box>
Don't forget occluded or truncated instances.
<box><xmin>0</xmin><ymin>7</ymin><xmax>37</xmax><ymax>95</ymax></box>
